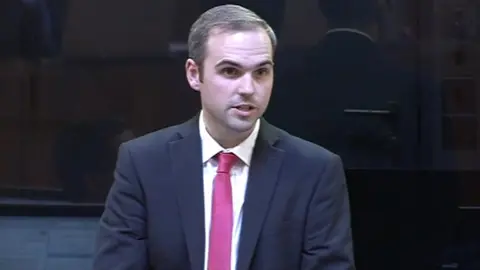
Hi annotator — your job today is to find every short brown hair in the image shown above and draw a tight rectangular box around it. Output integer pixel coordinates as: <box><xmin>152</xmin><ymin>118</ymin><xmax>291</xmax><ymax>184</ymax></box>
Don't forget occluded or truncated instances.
<box><xmin>187</xmin><ymin>4</ymin><xmax>277</xmax><ymax>66</ymax></box>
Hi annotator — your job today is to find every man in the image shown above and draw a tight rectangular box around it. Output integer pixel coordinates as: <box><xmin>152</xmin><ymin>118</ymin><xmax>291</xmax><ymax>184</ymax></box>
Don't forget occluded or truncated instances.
<box><xmin>93</xmin><ymin>4</ymin><xmax>355</xmax><ymax>270</ymax></box>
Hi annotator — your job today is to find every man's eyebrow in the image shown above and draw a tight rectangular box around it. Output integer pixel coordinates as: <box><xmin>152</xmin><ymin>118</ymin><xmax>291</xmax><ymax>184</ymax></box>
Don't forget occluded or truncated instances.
<box><xmin>214</xmin><ymin>59</ymin><xmax>274</xmax><ymax>68</ymax></box>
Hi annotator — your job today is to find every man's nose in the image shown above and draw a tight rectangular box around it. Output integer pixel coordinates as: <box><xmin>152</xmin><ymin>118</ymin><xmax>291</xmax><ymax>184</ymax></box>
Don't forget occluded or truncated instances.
<box><xmin>238</xmin><ymin>74</ymin><xmax>255</xmax><ymax>95</ymax></box>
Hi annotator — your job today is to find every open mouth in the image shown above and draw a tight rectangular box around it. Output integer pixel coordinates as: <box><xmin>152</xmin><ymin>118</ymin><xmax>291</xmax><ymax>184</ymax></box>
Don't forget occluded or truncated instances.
<box><xmin>234</xmin><ymin>105</ymin><xmax>254</xmax><ymax>111</ymax></box>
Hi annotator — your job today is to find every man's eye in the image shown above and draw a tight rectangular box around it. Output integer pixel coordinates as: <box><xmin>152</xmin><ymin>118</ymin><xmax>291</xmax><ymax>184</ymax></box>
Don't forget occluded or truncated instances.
<box><xmin>255</xmin><ymin>68</ymin><xmax>270</xmax><ymax>76</ymax></box>
<box><xmin>221</xmin><ymin>67</ymin><xmax>239</xmax><ymax>77</ymax></box>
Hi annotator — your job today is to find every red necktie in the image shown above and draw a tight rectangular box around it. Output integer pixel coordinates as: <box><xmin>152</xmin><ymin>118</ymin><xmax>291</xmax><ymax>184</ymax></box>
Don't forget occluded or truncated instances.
<box><xmin>207</xmin><ymin>152</ymin><xmax>237</xmax><ymax>270</ymax></box>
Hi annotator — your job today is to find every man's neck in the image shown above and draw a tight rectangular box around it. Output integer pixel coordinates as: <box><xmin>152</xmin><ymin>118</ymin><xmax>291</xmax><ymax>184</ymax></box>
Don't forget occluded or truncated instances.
<box><xmin>211</xmin><ymin>130</ymin><xmax>252</xmax><ymax>149</ymax></box>
<box><xmin>200</xmin><ymin>111</ymin><xmax>255</xmax><ymax>149</ymax></box>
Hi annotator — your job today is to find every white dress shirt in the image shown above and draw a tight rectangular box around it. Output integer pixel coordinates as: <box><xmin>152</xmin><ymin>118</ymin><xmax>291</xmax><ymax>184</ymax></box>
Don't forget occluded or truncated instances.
<box><xmin>199</xmin><ymin>110</ymin><xmax>260</xmax><ymax>270</ymax></box>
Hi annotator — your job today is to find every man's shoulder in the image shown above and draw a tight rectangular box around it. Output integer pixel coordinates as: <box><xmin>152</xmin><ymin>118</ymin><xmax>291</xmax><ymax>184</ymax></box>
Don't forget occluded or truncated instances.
<box><xmin>121</xmin><ymin>122</ymin><xmax>187</xmax><ymax>154</ymax></box>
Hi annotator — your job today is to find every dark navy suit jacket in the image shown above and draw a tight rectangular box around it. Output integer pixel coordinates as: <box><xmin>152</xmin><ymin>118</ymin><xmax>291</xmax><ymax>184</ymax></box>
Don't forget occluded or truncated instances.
<box><xmin>93</xmin><ymin>115</ymin><xmax>355</xmax><ymax>270</ymax></box>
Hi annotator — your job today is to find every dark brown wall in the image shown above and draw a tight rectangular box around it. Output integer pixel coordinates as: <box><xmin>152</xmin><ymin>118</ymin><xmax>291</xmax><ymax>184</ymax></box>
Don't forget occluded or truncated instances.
<box><xmin>0</xmin><ymin>0</ymin><xmax>479</xmax><ymax>206</ymax></box>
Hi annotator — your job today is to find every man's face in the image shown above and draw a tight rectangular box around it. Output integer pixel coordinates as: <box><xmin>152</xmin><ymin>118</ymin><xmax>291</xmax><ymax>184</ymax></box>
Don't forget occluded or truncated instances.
<box><xmin>186</xmin><ymin>28</ymin><xmax>274</xmax><ymax>137</ymax></box>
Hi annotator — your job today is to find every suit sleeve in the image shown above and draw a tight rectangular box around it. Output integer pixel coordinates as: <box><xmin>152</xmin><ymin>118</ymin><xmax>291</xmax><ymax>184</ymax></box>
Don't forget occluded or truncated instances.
<box><xmin>301</xmin><ymin>154</ymin><xmax>356</xmax><ymax>270</ymax></box>
<box><xmin>92</xmin><ymin>143</ymin><xmax>149</xmax><ymax>270</ymax></box>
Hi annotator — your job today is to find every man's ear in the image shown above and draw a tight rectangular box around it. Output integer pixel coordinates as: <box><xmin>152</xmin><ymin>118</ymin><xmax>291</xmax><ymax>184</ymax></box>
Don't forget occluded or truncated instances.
<box><xmin>185</xmin><ymin>58</ymin><xmax>201</xmax><ymax>91</ymax></box>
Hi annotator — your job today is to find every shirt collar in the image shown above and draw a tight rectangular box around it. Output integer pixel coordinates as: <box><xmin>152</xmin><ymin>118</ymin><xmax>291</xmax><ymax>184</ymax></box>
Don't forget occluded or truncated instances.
<box><xmin>325</xmin><ymin>28</ymin><xmax>374</xmax><ymax>42</ymax></box>
<box><xmin>199</xmin><ymin>110</ymin><xmax>260</xmax><ymax>166</ymax></box>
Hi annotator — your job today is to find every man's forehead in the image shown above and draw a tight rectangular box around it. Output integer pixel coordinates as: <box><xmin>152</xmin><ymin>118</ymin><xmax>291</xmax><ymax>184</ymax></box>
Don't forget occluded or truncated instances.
<box><xmin>214</xmin><ymin>58</ymin><xmax>273</xmax><ymax>69</ymax></box>
<box><xmin>205</xmin><ymin>29</ymin><xmax>273</xmax><ymax>67</ymax></box>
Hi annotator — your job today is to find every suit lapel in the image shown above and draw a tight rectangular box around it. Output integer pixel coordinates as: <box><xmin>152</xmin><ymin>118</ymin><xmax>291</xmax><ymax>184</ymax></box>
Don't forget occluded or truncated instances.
<box><xmin>237</xmin><ymin>120</ymin><xmax>285</xmax><ymax>270</ymax></box>
<box><xmin>169</xmin><ymin>116</ymin><xmax>205</xmax><ymax>270</ymax></box>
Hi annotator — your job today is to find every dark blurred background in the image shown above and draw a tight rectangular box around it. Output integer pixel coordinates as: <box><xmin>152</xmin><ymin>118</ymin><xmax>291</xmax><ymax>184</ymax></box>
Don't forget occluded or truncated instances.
<box><xmin>0</xmin><ymin>0</ymin><xmax>479</xmax><ymax>269</ymax></box>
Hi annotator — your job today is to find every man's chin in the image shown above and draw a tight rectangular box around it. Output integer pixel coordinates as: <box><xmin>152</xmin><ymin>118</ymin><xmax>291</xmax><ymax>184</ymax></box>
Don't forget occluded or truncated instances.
<box><xmin>227</xmin><ymin>118</ymin><xmax>257</xmax><ymax>133</ymax></box>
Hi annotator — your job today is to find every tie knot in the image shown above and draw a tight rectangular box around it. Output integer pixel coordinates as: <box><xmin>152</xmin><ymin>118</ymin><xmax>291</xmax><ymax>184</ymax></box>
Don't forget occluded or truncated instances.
<box><xmin>216</xmin><ymin>152</ymin><xmax>238</xmax><ymax>173</ymax></box>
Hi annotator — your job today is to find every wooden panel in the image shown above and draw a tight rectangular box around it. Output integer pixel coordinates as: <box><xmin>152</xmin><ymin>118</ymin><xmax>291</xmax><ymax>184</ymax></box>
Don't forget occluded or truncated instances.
<box><xmin>433</xmin><ymin>0</ymin><xmax>478</xmax><ymax>42</ymax></box>
<box><xmin>169</xmin><ymin>0</ymin><xmax>202</xmax><ymax>42</ymax></box>
<box><xmin>0</xmin><ymin>60</ymin><xmax>30</xmax><ymax>190</ymax></box>
<box><xmin>459</xmin><ymin>173</ymin><xmax>480</xmax><ymax>207</ymax></box>
<box><xmin>35</xmin><ymin>63</ymin><xmax>64</xmax><ymax>121</ymax></box>
<box><xmin>36</xmin><ymin>63</ymin><xmax>94</xmax><ymax>122</ymax></box>
<box><xmin>442</xmin><ymin>77</ymin><xmax>476</xmax><ymax>115</ymax></box>
<box><xmin>60</xmin><ymin>64</ymin><xmax>120</xmax><ymax>121</ymax></box>
<box><xmin>36</xmin><ymin>59</ymin><xmax>198</xmax><ymax>131</ymax></box>
<box><xmin>437</xmin><ymin>45</ymin><xmax>480</xmax><ymax>77</ymax></box>
<box><xmin>282</xmin><ymin>0</ymin><xmax>324</xmax><ymax>47</ymax></box>
<box><xmin>0</xmin><ymin>128</ymin><xmax>23</xmax><ymax>188</ymax></box>
<box><xmin>0</xmin><ymin>60</ymin><xmax>29</xmax><ymax>119</ymax></box>
<box><xmin>62</xmin><ymin>0</ymin><xmax>176</xmax><ymax>57</ymax></box>
<box><xmin>19</xmin><ymin>59</ymin><xmax>199</xmax><ymax>199</ymax></box>
<box><xmin>36</xmin><ymin>63</ymin><xmax>131</xmax><ymax>122</ymax></box>
<box><xmin>141</xmin><ymin>61</ymin><xmax>200</xmax><ymax>130</ymax></box>
<box><xmin>125</xmin><ymin>62</ymin><xmax>193</xmax><ymax>133</ymax></box>
<box><xmin>23</xmin><ymin>128</ymin><xmax>62</xmax><ymax>190</ymax></box>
